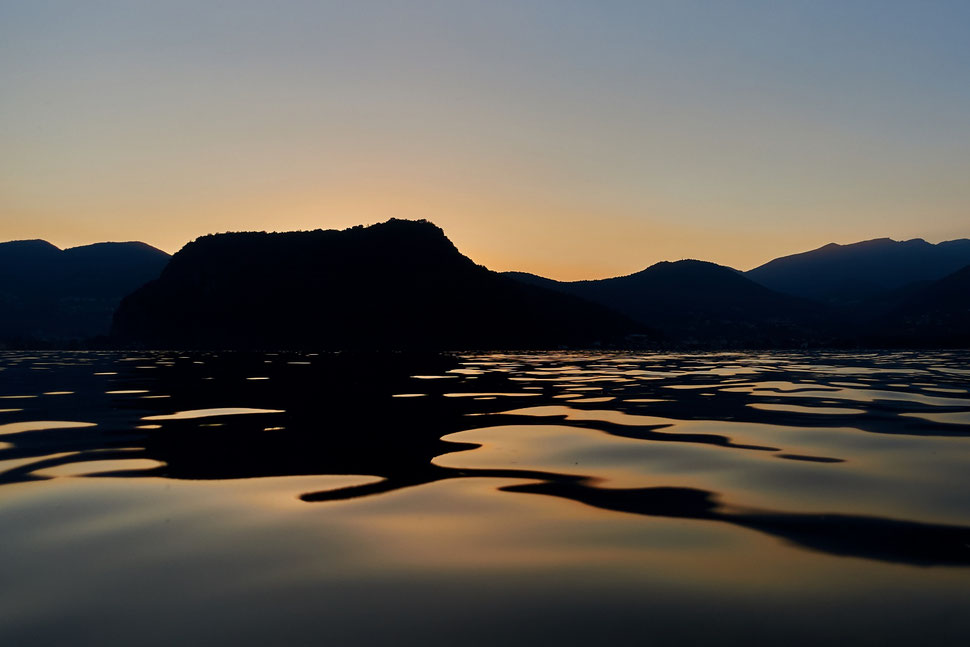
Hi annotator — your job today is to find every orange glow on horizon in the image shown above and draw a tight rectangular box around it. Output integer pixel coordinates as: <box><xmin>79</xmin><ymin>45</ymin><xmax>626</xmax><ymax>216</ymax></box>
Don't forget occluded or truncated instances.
<box><xmin>8</xmin><ymin>182</ymin><xmax>966</xmax><ymax>282</ymax></box>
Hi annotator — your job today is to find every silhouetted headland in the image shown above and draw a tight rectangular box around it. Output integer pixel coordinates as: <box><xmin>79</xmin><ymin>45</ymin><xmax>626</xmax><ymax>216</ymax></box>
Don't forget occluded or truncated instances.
<box><xmin>111</xmin><ymin>219</ymin><xmax>646</xmax><ymax>350</ymax></box>
<box><xmin>3</xmin><ymin>222</ymin><xmax>968</xmax><ymax>350</ymax></box>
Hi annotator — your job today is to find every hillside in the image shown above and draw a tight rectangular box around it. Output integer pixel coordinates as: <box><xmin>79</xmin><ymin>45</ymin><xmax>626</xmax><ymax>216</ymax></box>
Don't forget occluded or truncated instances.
<box><xmin>507</xmin><ymin>260</ymin><xmax>828</xmax><ymax>347</ymax></box>
<box><xmin>0</xmin><ymin>239</ymin><xmax>170</xmax><ymax>343</ymax></box>
<box><xmin>874</xmin><ymin>264</ymin><xmax>970</xmax><ymax>346</ymax></box>
<box><xmin>746</xmin><ymin>238</ymin><xmax>970</xmax><ymax>303</ymax></box>
<box><xmin>111</xmin><ymin>219</ymin><xmax>644</xmax><ymax>349</ymax></box>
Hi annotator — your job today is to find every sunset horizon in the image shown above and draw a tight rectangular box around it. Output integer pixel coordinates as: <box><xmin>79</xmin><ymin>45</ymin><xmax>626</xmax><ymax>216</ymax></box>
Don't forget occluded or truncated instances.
<box><xmin>5</xmin><ymin>2</ymin><xmax>969</xmax><ymax>280</ymax></box>
<box><xmin>6</xmin><ymin>217</ymin><xmax>970</xmax><ymax>281</ymax></box>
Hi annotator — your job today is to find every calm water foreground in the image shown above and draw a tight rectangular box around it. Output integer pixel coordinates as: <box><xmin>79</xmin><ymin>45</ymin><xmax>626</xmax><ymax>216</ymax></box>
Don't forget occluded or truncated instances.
<box><xmin>1</xmin><ymin>350</ymin><xmax>969</xmax><ymax>646</ymax></box>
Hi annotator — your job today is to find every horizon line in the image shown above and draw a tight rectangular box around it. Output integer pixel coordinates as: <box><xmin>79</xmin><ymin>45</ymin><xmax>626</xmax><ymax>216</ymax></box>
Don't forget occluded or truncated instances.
<box><xmin>4</xmin><ymin>221</ymin><xmax>970</xmax><ymax>282</ymax></box>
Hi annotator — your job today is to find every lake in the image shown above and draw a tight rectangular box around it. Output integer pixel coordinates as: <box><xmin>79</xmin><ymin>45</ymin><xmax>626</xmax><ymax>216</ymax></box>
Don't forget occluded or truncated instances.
<box><xmin>1</xmin><ymin>350</ymin><xmax>969</xmax><ymax>645</ymax></box>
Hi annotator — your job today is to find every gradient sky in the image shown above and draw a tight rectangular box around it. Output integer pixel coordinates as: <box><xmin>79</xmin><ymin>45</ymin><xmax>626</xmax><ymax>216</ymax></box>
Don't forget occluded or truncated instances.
<box><xmin>2</xmin><ymin>1</ymin><xmax>969</xmax><ymax>279</ymax></box>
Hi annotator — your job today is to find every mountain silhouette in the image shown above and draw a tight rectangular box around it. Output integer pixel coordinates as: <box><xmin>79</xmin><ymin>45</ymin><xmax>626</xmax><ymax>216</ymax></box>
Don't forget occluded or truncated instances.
<box><xmin>4</xmin><ymin>225</ymin><xmax>967</xmax><ymax>350</ymax></box>
<box><xmin>0</xmin><ymin>239</ymin><xmax>170</xmax><ymax>344</ymax></box>
<box><xmin>872</xmin><ymin>263</ymin><xmax>970</xmax><ymax>346</ymax></box>
<box><xmin>506</xmin><ymin>260</ymin><xmax>828</xmax><ymax>347</ymax></box>
<box><xmin>111</xmin><ymin>219</ymin><xmax>644</xmax><ymax>349</ymax></box>
<box><xmin>746</xmin><ymin>237</ymin><xmax>970</xmax><ymax>304</ymax></box>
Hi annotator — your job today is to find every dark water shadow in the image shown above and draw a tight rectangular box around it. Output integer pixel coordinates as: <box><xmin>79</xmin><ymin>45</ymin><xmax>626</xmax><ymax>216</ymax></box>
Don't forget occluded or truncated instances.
<box><xmin>501</xmin><ymin>480</ymin><xmax>970</xmax><ymax>567</ymax></box>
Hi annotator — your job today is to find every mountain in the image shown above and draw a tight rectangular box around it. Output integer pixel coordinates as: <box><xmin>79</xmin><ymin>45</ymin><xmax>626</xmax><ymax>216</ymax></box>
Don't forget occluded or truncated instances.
<box><xmin>746</xmin><ymin>237</ymin><xmax>970</xmax><ymax>304</ymax></box>
<box><xmin>507</xmin><ymin>260</ymin><xmax>828</xmax><ymax>347</ymax></box>
<box><xmin>0</xmin><ymin>240</ymin><xmax>170</xmax><ymax>344</ymax></box>
<box><xmin>111</xmin><ymin>219</ymin><xmax>645</xmax><ymax>349</ymax></box>
<box><xmin>874</xmin><ymin>264</ymin><xmax>970</xmax><ymax>346</ymax></box>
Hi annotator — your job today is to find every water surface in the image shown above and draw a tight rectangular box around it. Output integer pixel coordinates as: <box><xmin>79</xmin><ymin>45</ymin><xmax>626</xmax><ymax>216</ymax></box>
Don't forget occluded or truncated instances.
<box><xmin>1</xmin><ymin>350</ymin><xmax>969</xmax><ymax>645</ymax></box>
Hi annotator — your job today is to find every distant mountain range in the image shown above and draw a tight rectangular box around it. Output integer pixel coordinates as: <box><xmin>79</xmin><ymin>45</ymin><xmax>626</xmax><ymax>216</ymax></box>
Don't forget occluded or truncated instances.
<box><xmin>1</xmin><ymin>223</ymin><xmax>967</xmax><ymax>349</ymax></box>
<box><xmin>507</xmin><ymin>260</ymin><xmax>828</xmax><ymax>347</ymax></box>
<box><xmin>507</xmin><ymin>236</ymin><xmax>970</xmax><ymax>347</ymax></box>
<box><xmin>0</xmin><ymin>240</ymin><xmax>170</xmax><ymax>343</ymax></box>
<box><xmin>111</xmin><ymin>219</ymin><xmax>642</xmax><ymax>349</ymax></box>
<box><xmin>877</xmin><ymin>264</ymin><xmax>970</xmax><ymax>346</ymax></box>
<box><xmin>745</xmin><ymin>237</ymin><xmax>970</xmax><ymax>304</ymax></box>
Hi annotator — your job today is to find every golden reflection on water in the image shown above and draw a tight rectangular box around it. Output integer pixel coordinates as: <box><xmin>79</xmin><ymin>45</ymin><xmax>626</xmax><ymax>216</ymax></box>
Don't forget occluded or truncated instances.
<box><xmin>747</xmin><ymin>403</ymin><xmax>866</xmax><ymax>415</ymax></box>
<box><xmin>35</xmin><ymin>458</ymin><xmax>166</xmax><ymax>478</ymax></box>
<box><xmin>0</xmin><ymin>421</ymin><xmax>97</xmax><ymax>435</ymax></box>
<box><xmin>142</xmin><ymin>408</ymin><xmax>286</xmax><ymax>421</ymax></box>
<box><xmin>500</xmin><ymin>405</ymin><xmax>672</xmax><ymax>427</ymax></box>
<box><xmin>443</xmin><ymin>392</ymin><xmax>541</xmax><ymax>398</ymax></box>
<box><xmin>1</xmin><ymin>350</ymin><xmax>969</xmax><ymax>646</ymax></box>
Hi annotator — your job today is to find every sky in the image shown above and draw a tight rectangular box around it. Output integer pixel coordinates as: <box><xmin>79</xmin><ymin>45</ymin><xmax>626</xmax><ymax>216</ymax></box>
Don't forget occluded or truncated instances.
<box><xmin>2</xmin><ymin>1</ymin><xmax>969</xmax><ymax>280</ymax></box>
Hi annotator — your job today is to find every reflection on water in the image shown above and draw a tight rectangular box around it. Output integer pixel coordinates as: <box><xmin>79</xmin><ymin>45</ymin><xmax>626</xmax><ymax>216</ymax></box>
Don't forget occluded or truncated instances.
<box><xmin>747</xmin><ymin>402</ymin><xmax>867</xmax><ymax>414</ymax></box>
<box><xmin>1</xmin><ymin>350</ymin><xmax>969</xmax><ymax>646</ymax></box>
<box><xmin>0</xmin><ymin>420</ymin><xmax>97</xmax><ymax>435</ymax></box>
<box><xmin>141</xmin><ymin>407</ymin><xmax>286</xmax><ymax>421</ymax></box>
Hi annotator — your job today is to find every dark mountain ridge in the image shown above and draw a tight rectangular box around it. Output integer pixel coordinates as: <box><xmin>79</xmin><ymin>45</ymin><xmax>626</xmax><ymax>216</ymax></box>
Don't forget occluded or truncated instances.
<box><xmin>4</xmin><ymin>224</ymin><xmax>968</xmax><ymax>349</ymax></box>
<box><xmin>112</xmin><ymin>219</ymin><xmax>645</xmax><ymax>349</ymax></box>
<box><xmin>0</xmin><ymin>239</ymin><xmax>170</xmax><ymax>343</ymax></box>
<box><xmin>746</xmin><ymin>237</ymin><xmax>970</xmax><ymax>304</ymax></box>
<box><xmin>506</xmin><ymin>259</ymin><xmax>830</xmax><ymax>347</ymax></box>
<box><xmin>873</xmin><ymin>264</ymin><xmax>970</xmax><ymax>347</ymax></box>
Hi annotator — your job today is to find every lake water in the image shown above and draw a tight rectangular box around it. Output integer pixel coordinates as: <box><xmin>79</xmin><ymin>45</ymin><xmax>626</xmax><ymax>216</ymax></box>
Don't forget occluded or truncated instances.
<box><xmin>1</xmin><ymin>350</ymin><xmax>969</xmax><ymax>645</ymax></box>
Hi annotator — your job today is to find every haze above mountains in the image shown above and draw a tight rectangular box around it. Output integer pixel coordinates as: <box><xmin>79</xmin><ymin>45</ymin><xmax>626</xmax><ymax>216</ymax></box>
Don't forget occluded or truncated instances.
<box><xmin>1</xmin><ymin>221</ymin><xmax>968</xmax><ymax>348</ymax></box>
